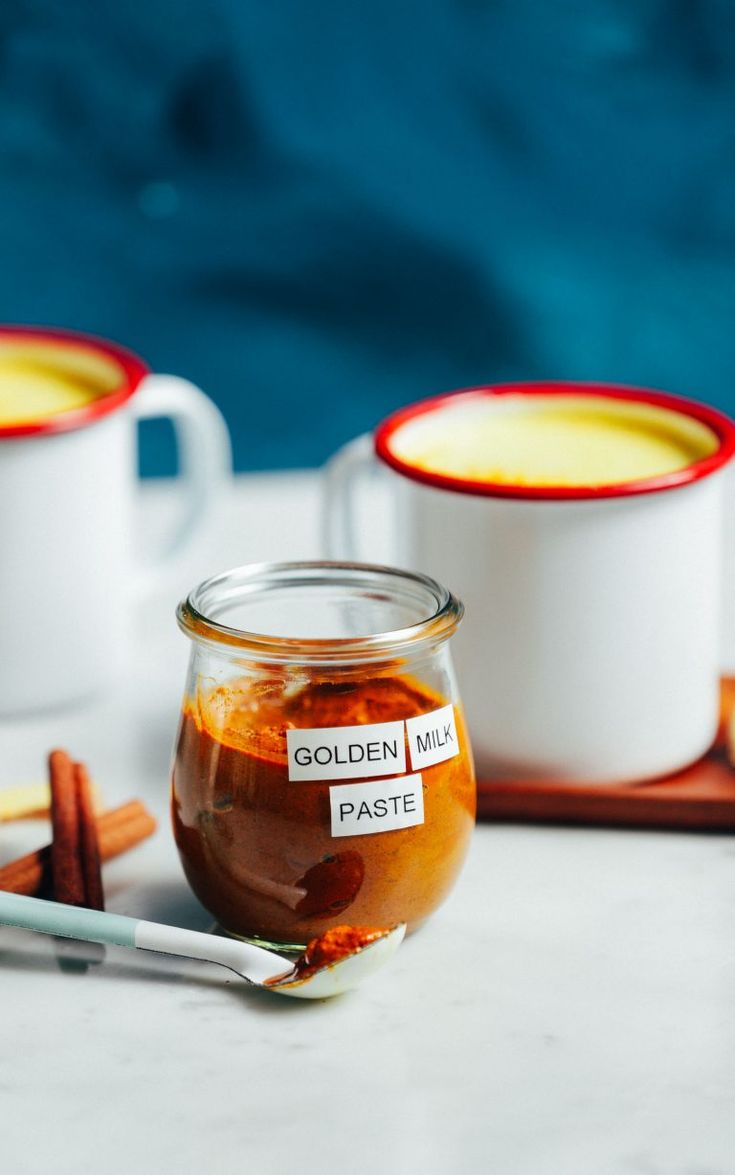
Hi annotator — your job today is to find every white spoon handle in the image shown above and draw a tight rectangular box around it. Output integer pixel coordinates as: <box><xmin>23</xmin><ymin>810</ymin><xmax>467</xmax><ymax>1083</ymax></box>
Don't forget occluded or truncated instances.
<box><xmin>0</xmin><ymin>891</ymin><xmax>285</xmax><ymax>982</ymax></box>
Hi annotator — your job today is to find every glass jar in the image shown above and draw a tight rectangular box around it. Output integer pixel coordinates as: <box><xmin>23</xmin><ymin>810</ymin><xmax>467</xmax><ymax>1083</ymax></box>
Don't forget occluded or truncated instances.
<box><xmin>172</xmin><ymin>561</ymin><xmax>476</xmax><ymax>950</ymax></box>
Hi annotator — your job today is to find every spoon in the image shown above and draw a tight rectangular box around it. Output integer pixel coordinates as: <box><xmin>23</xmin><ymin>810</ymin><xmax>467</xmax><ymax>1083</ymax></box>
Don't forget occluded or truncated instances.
<box><xmin>0</xmin><ymin>891</ymin><xmax>405</xmax><ymax>1000</ymax></box>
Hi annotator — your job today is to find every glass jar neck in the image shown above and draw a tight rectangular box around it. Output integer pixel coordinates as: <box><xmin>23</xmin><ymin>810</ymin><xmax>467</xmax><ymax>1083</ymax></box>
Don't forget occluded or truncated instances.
<box><xmin>177</xmin><ymin>561</ymin><xmax>463</xmax><ymax>666</ymax></box>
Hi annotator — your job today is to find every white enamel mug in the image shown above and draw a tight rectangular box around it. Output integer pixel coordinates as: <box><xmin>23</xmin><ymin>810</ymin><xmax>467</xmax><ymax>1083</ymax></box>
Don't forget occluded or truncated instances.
<box><xmin>0</xmin><ymin>326</ymin><xmax>231</xmax><ymax>713</ymax></box>
<box><xmin>325</xmin><ymin>382</ymin><xmax>735</xmax><ymax>784</ymax></box>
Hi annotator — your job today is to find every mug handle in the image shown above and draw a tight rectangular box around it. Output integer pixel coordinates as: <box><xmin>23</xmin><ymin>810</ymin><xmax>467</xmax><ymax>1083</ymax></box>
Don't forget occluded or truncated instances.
<box><xmin>323</xmin><ymin>433</ymin><xmax>382</xmax><ymax>559</ymax></box>
<box><xmin>131</xmin><ymin>374</ymin><xmax>232</xmax><ymax>591</ymax></box>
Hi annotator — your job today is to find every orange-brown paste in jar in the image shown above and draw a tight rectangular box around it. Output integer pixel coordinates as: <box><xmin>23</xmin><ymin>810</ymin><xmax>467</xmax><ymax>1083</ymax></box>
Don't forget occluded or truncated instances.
<box><xmin>172</xmin><ymin>675</ymin><xmax>476</xmax><ymax>946</ymax></box>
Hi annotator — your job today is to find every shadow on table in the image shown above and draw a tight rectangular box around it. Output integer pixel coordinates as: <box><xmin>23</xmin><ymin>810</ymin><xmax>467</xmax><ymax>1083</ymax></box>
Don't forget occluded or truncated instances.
<box><xmin>106</xmin><ymin>877</ymin><xmax>213</xmax><ymax>930</ymax></box>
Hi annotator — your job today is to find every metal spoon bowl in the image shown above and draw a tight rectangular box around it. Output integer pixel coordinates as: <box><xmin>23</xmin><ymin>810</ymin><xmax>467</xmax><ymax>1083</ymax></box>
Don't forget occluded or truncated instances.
<box><xmin>0</xmin><ymin>891</ymin><xmax>405</xmax><ymax>999</ymax></box>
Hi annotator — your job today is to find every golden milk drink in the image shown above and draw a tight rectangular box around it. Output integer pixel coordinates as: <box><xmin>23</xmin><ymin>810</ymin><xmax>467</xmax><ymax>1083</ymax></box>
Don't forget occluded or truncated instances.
<box><xmin>388</xmin><ymin>395</ymin><xmax>718</xmax><ymax>488</ymax></box>
<box><xmin>0</xmin><ymin>337</ymin><xmax>123</xmax><ymax>425</ymax></box>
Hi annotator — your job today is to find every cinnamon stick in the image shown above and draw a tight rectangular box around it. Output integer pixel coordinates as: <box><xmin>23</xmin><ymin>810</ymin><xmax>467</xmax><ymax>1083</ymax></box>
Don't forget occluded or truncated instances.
<box><xmin>0</xmin><ymin>800</ymin><xmax>156</xmax><ymax>897</ymax></box>
<box><xmin>49</xmin><ymin>749</ymin><xmax>85</xmax><ymax>907</ymax></box>
<box><xmin>74</xmin><ymin>762</ymin><xmax>104</xmax><ymax>911</ymax></box>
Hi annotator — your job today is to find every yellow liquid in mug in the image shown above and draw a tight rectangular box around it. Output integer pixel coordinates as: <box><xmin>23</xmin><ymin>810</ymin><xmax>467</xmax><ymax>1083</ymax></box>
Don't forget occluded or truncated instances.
<box><xmin>0</xmin><ymin>339</ymin><xmax>125</xmax><ymax>426</ymax></box>
<box><xmin>389</xmin><ymin>395</ymin><xmax>719</xmax><ymax>488</ymax></box>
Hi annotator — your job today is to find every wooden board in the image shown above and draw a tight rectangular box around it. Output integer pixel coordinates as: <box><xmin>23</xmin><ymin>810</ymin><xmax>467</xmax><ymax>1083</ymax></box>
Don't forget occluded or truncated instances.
<box><xmin>476</xmin><ymin>679</ymin><xmax>735</xmax><ymax>830</ymax></box>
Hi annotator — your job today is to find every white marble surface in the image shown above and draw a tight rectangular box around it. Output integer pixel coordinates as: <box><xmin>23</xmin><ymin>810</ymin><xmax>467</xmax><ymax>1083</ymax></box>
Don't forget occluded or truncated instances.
<box><xmin>3</xmin><ymin>473</ymin><xmax>735</xmax><ymax>1175</ymax></box>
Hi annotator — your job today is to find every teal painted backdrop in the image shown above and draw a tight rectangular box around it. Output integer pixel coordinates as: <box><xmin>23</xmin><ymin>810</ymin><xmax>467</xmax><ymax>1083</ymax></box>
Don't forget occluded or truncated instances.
<box><xmin>1</xmin><ymin>3</ymin><xmax>733</xmax><ymax>472</ymax></box>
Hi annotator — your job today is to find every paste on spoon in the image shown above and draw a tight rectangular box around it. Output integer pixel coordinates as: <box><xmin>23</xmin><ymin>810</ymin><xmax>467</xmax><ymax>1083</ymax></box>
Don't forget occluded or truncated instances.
<box><xmin>265</xmin><ymin>925</ymin><xmax>391</xmax><ymax>988</ymax></box>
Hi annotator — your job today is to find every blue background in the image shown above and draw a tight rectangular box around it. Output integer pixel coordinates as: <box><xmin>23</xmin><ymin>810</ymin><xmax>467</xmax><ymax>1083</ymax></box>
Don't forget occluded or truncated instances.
<box><xmin>1</xmin><ymin>2</ymin><xmax>734</xmax><ymax>473</ymax></box>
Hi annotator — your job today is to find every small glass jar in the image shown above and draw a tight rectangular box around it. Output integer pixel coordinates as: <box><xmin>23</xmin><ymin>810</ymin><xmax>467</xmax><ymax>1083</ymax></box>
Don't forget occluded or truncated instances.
<box><xmin>172</xmin><ymin>561</ymin><xmax>476</xmax><ymax>950</ymax></box>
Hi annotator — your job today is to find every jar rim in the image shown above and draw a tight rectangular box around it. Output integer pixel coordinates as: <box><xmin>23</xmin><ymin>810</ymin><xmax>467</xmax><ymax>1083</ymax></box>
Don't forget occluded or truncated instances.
<box><xmin>176</xmin><ymin>560</ymin><xmax>463</xmax><ymax>664</ymax></box>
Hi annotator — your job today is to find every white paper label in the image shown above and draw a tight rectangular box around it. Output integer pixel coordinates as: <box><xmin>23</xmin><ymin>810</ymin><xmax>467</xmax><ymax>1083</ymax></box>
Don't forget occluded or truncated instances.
<box><xmin>286</xmin><ymin>720</ymin><xmax>406</xmax><ymax>781</ymax></box>
<box><xmin>329</xmin><ymin>774</ymin><xmax>424</xmax><ymax>837</ymax></box>
<box><xmin>406</xmin><ymin>704</ymin><xmax>459</xmax><ymax>770</ymax></box>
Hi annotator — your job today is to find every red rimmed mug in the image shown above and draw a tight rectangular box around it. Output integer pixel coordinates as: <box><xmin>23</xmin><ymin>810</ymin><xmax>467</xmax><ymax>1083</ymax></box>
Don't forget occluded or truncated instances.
<box><xmin>325</xmin><ymin>381</ymin><xmax>735</xmax><ymax>784</ymax></box>
<box><xmin>0</xmin><ymin>326</ymin><xmax>231</xmax><ymax>713</ymax></box>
